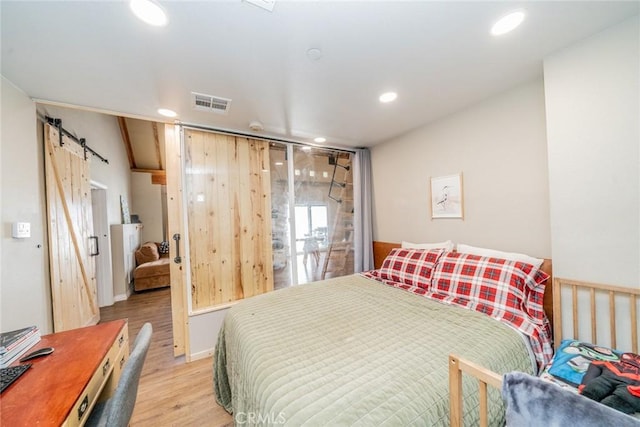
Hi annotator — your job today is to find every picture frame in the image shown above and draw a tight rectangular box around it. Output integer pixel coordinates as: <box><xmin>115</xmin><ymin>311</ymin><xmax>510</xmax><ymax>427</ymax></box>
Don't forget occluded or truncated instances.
<box><xmin>120</xmin><ymin>195</ymin><xmax>131</xmax><ymax>224</ymax></box>
<box><xmin>430</xmin><ymin>173</ymin><xmax>464</xmax><ymax>219</ymax></box>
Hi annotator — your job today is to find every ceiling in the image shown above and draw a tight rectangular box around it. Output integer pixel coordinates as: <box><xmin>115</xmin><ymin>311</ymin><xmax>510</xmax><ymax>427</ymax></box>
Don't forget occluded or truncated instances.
<box><xmin>2</xmin><ymin>1</ymin><xmax>638</xmax><ymax>148</ymax></box>
<box><xmin>120</xmin><ymin>116</ymin><xmax>167</xmax><ymax>171</ymax></box>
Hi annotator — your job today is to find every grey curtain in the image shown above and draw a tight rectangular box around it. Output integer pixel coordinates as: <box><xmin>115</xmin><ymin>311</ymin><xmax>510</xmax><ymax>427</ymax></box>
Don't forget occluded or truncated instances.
<box><xmin>353</xmin><ymin>148</ymin><xmax>374</xmax><ymax>272</ymax></box>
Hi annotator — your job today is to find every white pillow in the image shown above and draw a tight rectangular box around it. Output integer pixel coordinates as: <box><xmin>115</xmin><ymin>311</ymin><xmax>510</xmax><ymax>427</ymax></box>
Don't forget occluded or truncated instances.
<box><xmin>456</xmin><ymin>243</ymin><xmax>544</xmax><ymax>269</ymax></box>
<box><xmin>402</xmin><ymin>240</ymin><xmax>455</xmax><ymax>251</ymax></box>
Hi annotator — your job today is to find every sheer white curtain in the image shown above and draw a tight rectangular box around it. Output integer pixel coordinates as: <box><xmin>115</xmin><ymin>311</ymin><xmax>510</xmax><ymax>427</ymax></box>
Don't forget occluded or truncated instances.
<box><xmin>353</xmin><ymin>148</ymin><xmax>374</xmax><ymax>272</ymax></box>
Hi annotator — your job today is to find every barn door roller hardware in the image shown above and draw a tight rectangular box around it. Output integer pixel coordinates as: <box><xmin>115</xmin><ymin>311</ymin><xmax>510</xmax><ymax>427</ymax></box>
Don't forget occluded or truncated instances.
<box><xmin>45</xmin><ymin>116</ymin><xmax>109</xmax><ymax>164</ymax></box>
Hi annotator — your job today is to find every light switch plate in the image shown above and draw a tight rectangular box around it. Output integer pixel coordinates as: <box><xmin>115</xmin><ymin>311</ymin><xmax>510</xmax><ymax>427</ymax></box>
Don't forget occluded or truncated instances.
<box><xmin>12</xmin><ymin>222</ymin><xmax>30</xmax><ymax>238</ymax></box>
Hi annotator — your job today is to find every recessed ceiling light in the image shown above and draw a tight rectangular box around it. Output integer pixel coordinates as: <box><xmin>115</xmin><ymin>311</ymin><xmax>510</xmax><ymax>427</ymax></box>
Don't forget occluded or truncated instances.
<box><xmin>302</xmin><ymin>146</ymin><xmax>312</xmax><ymax>151</ymax></box>
<box><xmin>130</xmin><ymin>0</ymin><xmax>168</xmax><ymax>27</ymax></box>
<box><xmin>275</xmin><ymin>161</ymin><xmax>284</xmax><ymax>166</ymax></box>
<box><xmin>249</xmin><ymin>121</ymin><xmax>264</xmax><ymax>131</ymax></box>
<box><xmin>246</xmin><ymin>0</ymin><xmax>276</xmax><ymax>12</ymax></box>
<box><xmin>157</xmin><ymin>108</ymin><xmax>177</xmax><ymax>118</ymax></box>
<box><xmin>379</xmin><ymin>92</ymin><xmax>398</xmax><ymax>103</ymax></box>
<box><xmin>491</xmin><ymin>11</ymin><xmax>525</xmax><ymax>36</ymax></box>
<box><xmin>314</xmin><ymin>137</ymin><xmax>326</xmax><ymax>143</ymax></box>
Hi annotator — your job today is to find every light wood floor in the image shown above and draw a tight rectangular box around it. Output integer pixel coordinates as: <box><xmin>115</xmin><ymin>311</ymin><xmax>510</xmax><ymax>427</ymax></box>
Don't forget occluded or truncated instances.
<box><xmin>100</xmin><ymin>288</ymin><xmax>233</xmax><ymax>427</ymax></box>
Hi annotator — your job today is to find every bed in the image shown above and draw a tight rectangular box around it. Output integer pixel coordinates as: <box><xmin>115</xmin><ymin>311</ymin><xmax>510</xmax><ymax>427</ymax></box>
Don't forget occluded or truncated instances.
<box><xmin>214</xmin><ymin>241</ymin><xmax>554</xmax><ymax>426</ymax></box>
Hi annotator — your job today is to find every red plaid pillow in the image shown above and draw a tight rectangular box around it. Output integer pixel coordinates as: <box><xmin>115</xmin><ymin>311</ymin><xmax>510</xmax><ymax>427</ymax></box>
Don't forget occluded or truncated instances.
<box><xmin>378</xmin><ymin>248</ymin><xmax>444</xmax><ymax>289</ymax></box>
<box><xmin>431</xmin><ymin>252</ymin><xmax>549</xmax><ymax>324</ymax></box>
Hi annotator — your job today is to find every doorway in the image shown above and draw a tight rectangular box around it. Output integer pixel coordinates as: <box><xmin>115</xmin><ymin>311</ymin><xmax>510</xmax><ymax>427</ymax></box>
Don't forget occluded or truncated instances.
<box><xmin>91</xmin><ymin>183</ymin><xmax>113</xmax><ymax>307</ymax></box>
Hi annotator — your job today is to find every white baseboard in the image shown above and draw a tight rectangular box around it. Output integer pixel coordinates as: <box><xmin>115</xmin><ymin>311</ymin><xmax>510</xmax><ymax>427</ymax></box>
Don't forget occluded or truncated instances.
<box><xmin>114</xmin><ymin>282</ymin><xmax>134</xmax><ymax>302</ymax></box>
<box><xmin>189</xmin><ymin>348</ymin><xmax>215</xmax><ymax>362</ymax></box>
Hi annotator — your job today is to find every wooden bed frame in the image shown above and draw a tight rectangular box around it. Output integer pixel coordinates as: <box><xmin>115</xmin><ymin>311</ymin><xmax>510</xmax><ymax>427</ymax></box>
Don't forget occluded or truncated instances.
<box><xmin>371</xmin><ymin>241</ymin><xmax>639</xmax><ymax>426</ymax></box>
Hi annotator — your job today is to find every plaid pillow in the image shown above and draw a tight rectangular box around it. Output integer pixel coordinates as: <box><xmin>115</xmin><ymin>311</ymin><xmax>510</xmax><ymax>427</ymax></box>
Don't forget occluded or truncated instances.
<box><xmin>431</xmin><ymin>252</ymin><xmax>549</xmax><ymax>324</ymax></box>
<box><xmin>378</xmin><ymin>248</ymin><xmax>444</xmax><ymax>289</ymax></box>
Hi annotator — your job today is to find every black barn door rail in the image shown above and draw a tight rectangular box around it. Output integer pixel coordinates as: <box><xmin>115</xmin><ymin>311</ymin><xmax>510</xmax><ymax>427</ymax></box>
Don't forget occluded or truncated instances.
<box><xmin>45</xmin><ymin>116</ymin><xmax>109</xmax><ymax>164</ymax></box>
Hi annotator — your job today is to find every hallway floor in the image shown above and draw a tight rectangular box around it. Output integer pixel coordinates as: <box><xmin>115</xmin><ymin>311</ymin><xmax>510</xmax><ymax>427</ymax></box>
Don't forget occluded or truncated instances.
<box><xmin>100</xmin><ymin>288</ymin><xmax>233</xmax><ymax>427</ymax></box>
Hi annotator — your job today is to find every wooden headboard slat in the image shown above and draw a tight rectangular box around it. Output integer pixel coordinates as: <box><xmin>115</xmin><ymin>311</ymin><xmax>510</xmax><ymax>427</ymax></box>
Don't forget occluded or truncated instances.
<box><xmin>372</xmin><ymin>241</ymin><xmax>554</xmax><ymax>327</ymax></box>
<box><xmin>552</xmin><ymin>277</ymin><xmax>640</xmax><ymax>353</ymax></box>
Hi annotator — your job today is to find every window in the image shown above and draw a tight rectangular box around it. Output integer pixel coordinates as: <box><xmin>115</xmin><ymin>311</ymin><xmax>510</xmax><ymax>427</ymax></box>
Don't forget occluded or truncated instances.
<box><xmin>295</xmin><ymin>205</ymin><xmax>328</xmax><ymax>253</ymax></box>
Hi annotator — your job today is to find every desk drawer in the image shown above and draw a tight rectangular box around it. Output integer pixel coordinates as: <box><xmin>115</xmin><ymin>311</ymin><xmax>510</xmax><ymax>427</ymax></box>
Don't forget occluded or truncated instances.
<box><xmin>101</xmin><ymin>326</ymin><xmax>130</xmax><ymax>399</ymax></box>
<box><xmin>62</xmin><ymin>322</ymin><xmax>129</xmax><ymax>427</ymax></box>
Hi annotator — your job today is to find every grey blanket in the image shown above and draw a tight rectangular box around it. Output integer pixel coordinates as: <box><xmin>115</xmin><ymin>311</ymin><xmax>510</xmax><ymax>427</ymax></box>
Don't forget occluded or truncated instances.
<box><xmin>502</xmin><ymin>371</ymin><xmax>640</xmax><ymax>427</ymax></box>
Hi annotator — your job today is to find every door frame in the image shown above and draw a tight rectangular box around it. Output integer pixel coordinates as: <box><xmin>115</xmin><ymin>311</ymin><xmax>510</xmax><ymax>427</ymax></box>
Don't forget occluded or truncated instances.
<box><xmin>165</xmin><ymin>124</ymin><xmax>188</xmax><ymax>357</ymax></box>
<box><xmin>91</xmin><ymin>181</ymin><xmax>113</xmax><ymax>307</ymax></box>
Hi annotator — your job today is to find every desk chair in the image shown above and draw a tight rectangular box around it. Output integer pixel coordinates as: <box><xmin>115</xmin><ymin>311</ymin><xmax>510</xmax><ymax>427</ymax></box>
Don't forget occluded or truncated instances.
<box><xmin>302</xmin><ymin>237</ymin><xmax>320</xmax><ymax>265</ymax></box>
<box><xmin>86</xmin><ymin>322</ymin><xmax>153</xmax><ymax>427</ymax></box>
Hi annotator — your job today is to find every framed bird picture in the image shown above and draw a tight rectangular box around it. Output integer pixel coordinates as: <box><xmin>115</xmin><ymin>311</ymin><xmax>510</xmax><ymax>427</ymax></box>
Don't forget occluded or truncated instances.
<box><xmin>430</xmin><ymin>173</ymin><xmax>464</xmax><ymax>219</ymax></box>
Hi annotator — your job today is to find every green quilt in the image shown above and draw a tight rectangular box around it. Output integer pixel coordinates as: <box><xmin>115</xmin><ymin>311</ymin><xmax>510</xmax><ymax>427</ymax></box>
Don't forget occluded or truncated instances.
<box><xmin>214</xmin><ymin>274</ymin><xmax>534</xmax><ymax>426</ymax></box>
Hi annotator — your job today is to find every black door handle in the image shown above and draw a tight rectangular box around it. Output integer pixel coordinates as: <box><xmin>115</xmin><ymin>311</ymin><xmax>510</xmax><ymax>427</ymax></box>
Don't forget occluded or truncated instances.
<box><xmin>89</xmin><ymin>236</ymin><xmax>99</xmax><ymax>256</ymax></box>
<box><xmin>173</xmin><ymin>233</ymin><xmax>181</xmax><ymax>264</ymax></box>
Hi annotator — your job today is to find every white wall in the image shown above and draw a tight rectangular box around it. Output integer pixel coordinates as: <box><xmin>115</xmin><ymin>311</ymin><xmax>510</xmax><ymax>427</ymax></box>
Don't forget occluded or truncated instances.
<box><xmin>545</xmin><ymin>16</ymin><xmax>639</xmax><ymax>287</ymax></box>
<box><xmin>131</xmin><ymin>172</ymin><xmax>163</xmax><ymax>243</ymax></box>
<box><xmin>371</xmin><ymin>78</ymin><xmax>551</xmax><ymax>257</ymax></box>
<box><xmin>189</xmin><ymin>308</ymin><xmax>229</xmax><ymax>360</ymax></box>
<box><xmin>0</xmin><ymin>82</ymin><xmax>134</xmax><ymax>333</ymax></box>
<box><xmin>544</xmin><ymin>16</ymin><xmax>639</xmax><ymax>349</ymax></box>
<box><xmin>1</xmin><ymin>76</ymin><xmax>52</xmax><ymax>333</ymax></box>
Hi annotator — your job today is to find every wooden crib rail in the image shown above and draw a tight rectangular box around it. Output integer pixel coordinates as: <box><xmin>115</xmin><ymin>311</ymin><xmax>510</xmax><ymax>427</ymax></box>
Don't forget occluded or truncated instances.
<box><xmin>450</xmin><ymin>279</ymin><xmax>639</xmax><ymax>427</ymax></box>
<box><xmin>552</xmin><ymin>277</ymin><xmax>640</xmax><ymax>353</ymax></box>
<box><xmin>449</xmin><ymin>354</ymin><xmax>502</xmax><ymax>427</ymax></box>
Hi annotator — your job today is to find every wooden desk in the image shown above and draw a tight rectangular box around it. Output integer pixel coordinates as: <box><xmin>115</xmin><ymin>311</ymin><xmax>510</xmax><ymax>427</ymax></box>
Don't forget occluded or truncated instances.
<box><xmin>1</xmin><ymin>320</ymin><xmax>129</xmax><ymax>426</ymax></box>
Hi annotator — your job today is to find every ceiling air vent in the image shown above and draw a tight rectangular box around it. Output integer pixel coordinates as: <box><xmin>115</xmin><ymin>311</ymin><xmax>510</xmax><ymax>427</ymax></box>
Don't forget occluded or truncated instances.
<box><xmin>191</xmin><ymin>92</ymin><xmax>231</xmax><ymax>115</ymax></box>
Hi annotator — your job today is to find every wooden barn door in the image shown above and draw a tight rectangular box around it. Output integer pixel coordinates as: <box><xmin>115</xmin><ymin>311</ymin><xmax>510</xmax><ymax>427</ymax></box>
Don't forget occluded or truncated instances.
<box><xmin>184</xmin><ymin>129</ymin><xmax>274</xmax><ymax>310</ymax></box>
<box><xmin>44</xmin><ymin>123</ymin><xmax>99</xmax><ymax>331</ymax></box>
